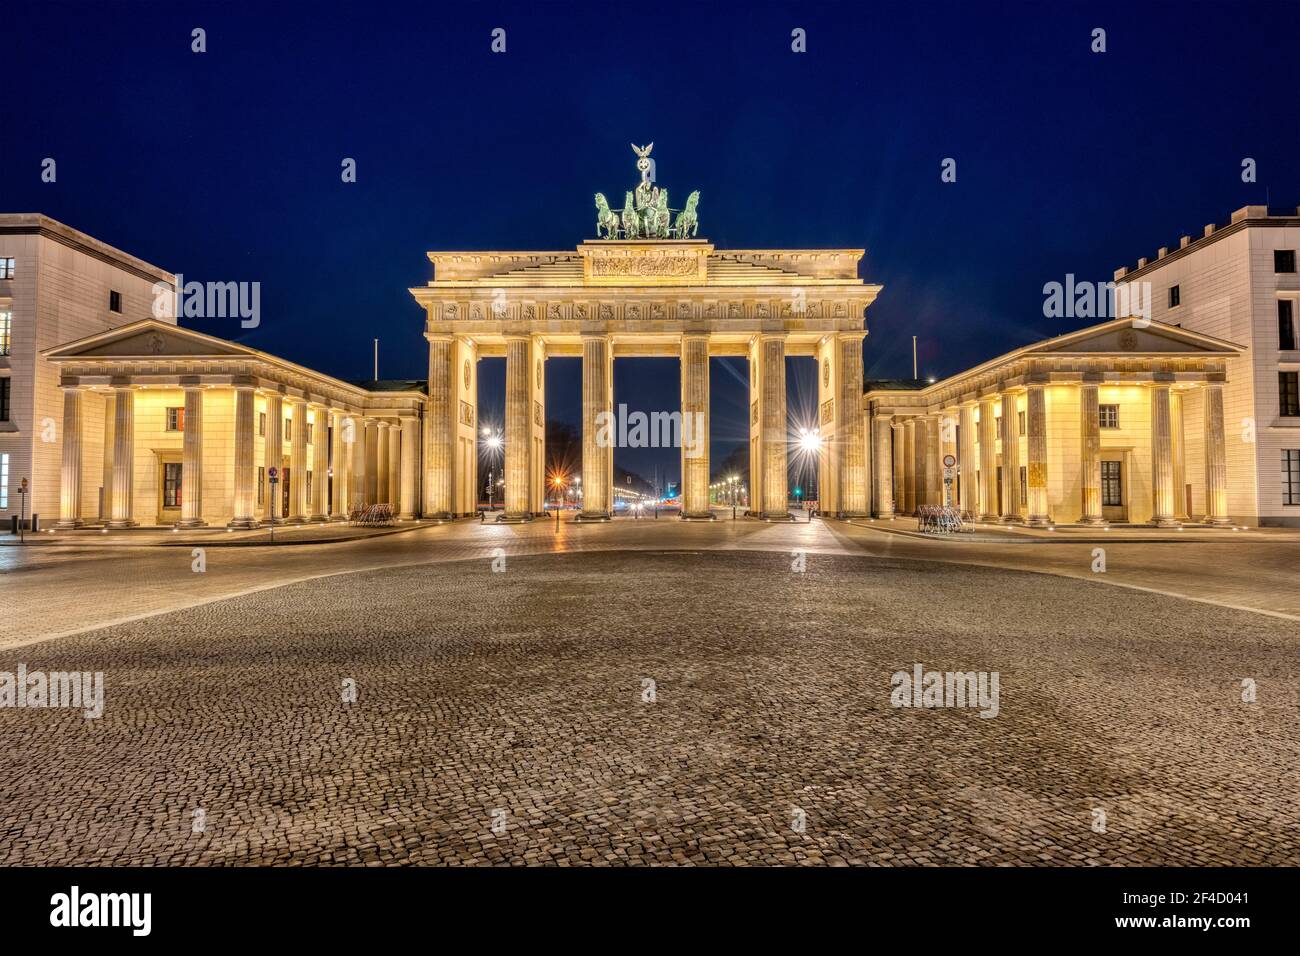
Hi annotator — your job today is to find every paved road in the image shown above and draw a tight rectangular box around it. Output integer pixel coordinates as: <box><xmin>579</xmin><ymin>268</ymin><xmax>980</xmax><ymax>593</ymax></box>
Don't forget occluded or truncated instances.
<box><xmin>1</xmin><ymin>516</ymin><xmax>1296</xmax><ymax>650</ymax></box>
<box><xmin>0</xmin><ymin>549</ymin><xmax>1294</xmax><ymax>866</ymax></box>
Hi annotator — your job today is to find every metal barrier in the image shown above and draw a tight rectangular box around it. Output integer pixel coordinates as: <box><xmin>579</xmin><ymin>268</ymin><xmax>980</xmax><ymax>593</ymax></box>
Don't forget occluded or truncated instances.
<box><xmin>918</xmin><ymin>505</ymin><xmax>964</xmax><ymax>535</ymax></box>
<box><xmin>349</xmin><ymin>503</ymin><xmax>396</xmax><ymax>527</ymax></box>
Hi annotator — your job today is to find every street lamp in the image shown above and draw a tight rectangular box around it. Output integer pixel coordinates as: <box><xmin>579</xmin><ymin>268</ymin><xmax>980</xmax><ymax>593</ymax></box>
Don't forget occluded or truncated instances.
<box><xmin>481</xmin><ymin>427</ymin><xmax>503</xmax><ymax>510</ymax></box>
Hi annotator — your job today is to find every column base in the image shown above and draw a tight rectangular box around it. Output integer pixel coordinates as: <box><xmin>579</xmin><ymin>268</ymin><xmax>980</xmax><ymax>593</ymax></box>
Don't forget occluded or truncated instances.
<box><xmin>309</xmin><ymin>514</ymin><xmax>330</xmax><ymax>523</ymax></box>
<box><xmin>106</xmin><ymin>519</ymin><xmax>138</xmax><ymax>529</ymax></box>
<box><xmin>262</xmin><ymin>517</ymin><xmax>285</xmax><ymax>526</ymax></box>
<box><xmin>496</xmin><ymin>512</ymin><xmax>533</xmax><ymax>524</ymax></box>
<box><xmin>837</xmin><ymin>511</ymin><xmax>869</xmax><ymax>520</ymax></box>
<box><xmin>680</xmin><ymin>511</ymin><xmax>716</xmax><ymax>521</ymax></box>
<box><xmin>1150</xmin><ymin>516</ymin><xmax>1181</xmax><ymax>529</ymax></box>
<box><xmin>284</xmin><ymin>516</ymin><xmax>309</xmax><ymax>525</ymax></box>
<box><xmin>397</xmin><ymin>512</ymin><xmax>417</xmax><ymax>521</ymax></box>
<box><xmin>873</xmin><ymin>510</ymin><xmax>895</xmax><ymax>520</ymax></box>
<box><xmin>978</xmin><ymin>513</ymin><xmax>1000</xmax><ymax>523</ymax></box>
<box><xmin>54</xmin><ymin>519</ymin><xmax>85</xmax><ymax>530</ymax></box>
<box><xmin>176</xmin><ymin>518</ymin><xmax>207</xmax><ymax>529</ymax></box>
<box><xmin>999</xmin><ymin>514</ymin><xmax>1022</xmax><ymax>524</ymax></box>
<box><xmin>227</xmin><ymin>517</ymin><xmax>260</xmax><ymax>530</ymax></box>
<box><xmin>1203</xmin><ymin>516</ymin><xmax>1233</xmax><ymax>527</ymax></box>
<box><xmin>574</xmin><ymin>512</ymin><xmax>611</xmax><ymax>522</ymax></box>
<box><xmin>761</xmin><ymin>511</ymin><xmax>797</xmax><ymax>522</ymax></box>
<box><xmin>1024</xmin><ymin>514</ymin><xmax>1052</xmax><ymax>527</ymax></box>
<box><xmin>1077</xmin><ymin>515</ymin><xmax>1108</xmax><ymax>526</ymax></box>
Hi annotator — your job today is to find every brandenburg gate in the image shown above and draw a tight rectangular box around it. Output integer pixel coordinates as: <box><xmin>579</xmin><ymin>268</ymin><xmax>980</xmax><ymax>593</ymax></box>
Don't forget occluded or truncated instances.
<box><xmin>410</xmin><ymin>145</ymin><xmax>881</xmax><ymax>522</ymax></box>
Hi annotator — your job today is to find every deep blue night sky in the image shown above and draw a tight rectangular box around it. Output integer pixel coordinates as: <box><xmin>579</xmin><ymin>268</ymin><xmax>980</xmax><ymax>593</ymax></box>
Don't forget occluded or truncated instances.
<box><xmin>6</xmin><ymin>0</ymin><xmax>1297</xmax><ymax>484</ymax></box>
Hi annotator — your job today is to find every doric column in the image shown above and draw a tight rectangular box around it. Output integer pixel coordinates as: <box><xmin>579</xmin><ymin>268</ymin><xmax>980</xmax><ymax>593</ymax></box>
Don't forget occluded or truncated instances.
<box><xmin>424</xmin><ymin>336</ymin><xmax>453</xmax><ymax>518</ymax></box>
<box><xmin>902</xmin><ymin>419</ymin><xmax>917</xmax><ymax>514</ymax></box>
<box><xmin>759</xmin><ymin>334</ymin><xmax>790</xmax><ymax>519</ymax></box>
<box><xmin>375</xmin><ymin>422</ymin><xmax>391</xmax><ymax>505</ymax></box>
<box><xmin>957</xmin><ymin>403</ymin><xmax>976</xmax><ymax>517</ymax></box>
<box><xmin>999</xmin><ymin>391</ymin><xmax>1021</xmax><ymax>522</ymax></box>
<box><xmin>56</xmin><ymin>386</ymin><xmax>85</xmax><ymax>528</ymax></box>
<box><xmin>399</xmin><ymin>415</ymin><xmax>420</xmax><ymax>519</ymax></box>
<box><xmin>1150</xmin><ymin>384</ymin><xmax>1179</xmax><ymax>527</ymax></box>
<box><xmin>286</xmin><ymin>399</ymin><xmax>309</xmax><ymax>523</ymax></box>
<box><xmin>229</xmin><ymin>385</ymin><xmax>258</xmax><ymax>529</ymax></box>
<box><xmin>178</xmin><ymin>384</ymin><xmax>206</xmax><ymax>527</ymax></box>
<box><xmin>836</xmin><ymin>333</ymin><xmax>868</xmax><ymax>516</ymax></box>
<box><xmin>939</xmin><ymin>410</ymin><xmax>958</xmax><ymax>509</ymax></box>
<box><xmin>108</xmin><ymin>384</ymin><xmax>136</xmax><ymax>528</ymax></box>
<box><xmin>262</xmin><ymin>393</ymin><xmax>283</xmax><ymax>523</ymax></box>
<box><xmin>364</xmin><ymin>419</ymin><xmax>379</xmax><ymax>506</ymax></box>
<box><xmin>873</xmin><ymin>414</ymin><xmax>895</xmax><ymax>518</ymax></box>
<box><xmin>578</xmin><ymin>334</ymin><xmax>612</xmax><ymax>520</ymax></box>
<box><xmin>891</xmin><ymin>421</ymin><xmax>905</xmax><ymax>516</ymax></box>
<box><xmin>100</xmin><ymin>392</ymin><xmax>115</xmax><ymax>522</ymax></box>
<box><xmin>1171</xmin><ymin>389</ymin><xmax>1187</xmax><ymax>519</ymax></box>
<box><xmin>382</xmin><ymin>421</ymin><xmax>397</xmax><ymax>509</ymax></box>
<box><xmin>502</xmin><ymin>334</ymin><xmax>533</xmax><ymax>521</ymax></box>
<box><xmin>923</xmin><ymin>416</ymin><xmax>941</xmax><ymax>508</ymax></box>
<box><xmin>1203</xmin><ymin>383</ymin><xmax>1230</xmax><ymax>525</ymax></box>
<box><xmin>310</xmin><ymin>404</ymin><xmax>329</xmax><ymax>521</ymax></box>
<box><xmin>680</xmin><ymin>334</ymin><xmax>712</xmax><ymax>519</ymax></box>
<box><xmin>329</xmin><ymin>410</ymin><xmax>350</xmax><ymax>518</ymax></box>
<box><xmin>1078</xmin><ymin>383</ymin><xmax>1104</xmax><ymax>524</ymax></box>
<box><xmin>1024</xmin><ymin>384</ymin><xmax>1050</xmax><ymax>525</ymax></box>
<box><xmin>978</xmin><ymin>396</ymin><xmax>999</xmax><ymax>521</ymax></box>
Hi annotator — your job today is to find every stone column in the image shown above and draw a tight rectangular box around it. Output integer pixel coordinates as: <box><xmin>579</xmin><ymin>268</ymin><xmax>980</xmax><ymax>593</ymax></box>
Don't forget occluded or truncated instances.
<box><xmin>56</xmin><ymin>387</ymin><xmax>85</xmax><ymax>528</ymax></box>
<box><xmin>759</xmin><ymin>335</ymin><xmax>790</xmax><ymax>519</ymax></box>
<box><xmin>1078</xmin><ymin>383</ymin><xmax>1104</xmax><ymax>524</ymax></box>
<box><xmin>1203</xmin><ymin>383</ymin><xmax>1230</xmax><ymax>525</ymax></box>
<box><xmin>902</xmin><ymin>419</ymin><xmax>917</xmax><ymax>514</ymax></box>
<box><xmin>891</xmin><ymin>421</ymin><xmax>905</xmax><ymax>516</ymax></box>
<box><xmin>286</xmin><ymin>400</ymin><xmax>308</xmax><ymax>523</ymax></box>
<box><xmin>365</xmin><ymin>419</ymin><xmax>379</xmax><ymax>506</ymax></box>
<box><xmin>978</xmin><ymin>396</ymin><xmax>999</xmax><ymax>521</ymax></box>
<box><xmin>1171</xmin><ymin>389</ymin><xmax>1187</xmax><ymax>519</ymax></box>
<box><xmin>101</xmin><ymin>392</ymin><xmax>115</xmax><ymax>522</ymax></box>
<box><xmin>502</xmin><ymin>335</ymin><xmax>533</xmax><ymax>521</ymax></box>
<box><xmin>178</xmin><ymin>385</ymin><xmax>206</xmax><ymax>527</ymax></box>
<box><xmin>679</xmin><ymin>334</ymin><xmax>712</xmax><ymax>519</ymax></box>
<box><xmin>108</xmin><ymin>385</ymin><xmax>136</xmax><ymax>528</ymax></box>
<box><xmin>836</xmin><ymin>333</ymin><xmax>868</xmax><ymax>517</ymax></box>
<box><xmin>923</xmin><ymin>416</ymin><xmax>941</xmax><ymax>508</ymax></box>
<box><xmin>329</xmin><ymin>410</ymin><xmax>350</xmax><ymax>519</ymax></box>
<box><xmin>424</xmin><ymin>336</ymin><xmax>453</xmax><ymax>518</ymax></box>
<box><xmin>310</xmin><ymin>404</ymin><xmax>329</xmax><ymax>521</ymax></box>
<box><xmin>957</xmin><ymin>403</ymin><xmax>976</xmax><ymax>518</ymax></box>
<box><xmin>999</xmin><ymin>392</ymin><xmax>1021</xmax><ymax>522</ymax></box>
<box><xmin>578</xmin><ymin>334</ymin><xmax>612</xmax><ymax>520</ymax></box>
<box><xmin>375</xmin><ymin>422</ymin><xmax>391</xmax><ymax>505</ymax></box>
<box><xmin>384</xmin><ymin>421</ymin><xmax>395</xmax><ymax>509</ymax></box>
<box><xmin>873</xmin><ymin>415</ymin><xmax>895</xmax><ymax>518</ymax></box>
<box><xmin>399</xmin><ymin>415</ymin><xmax>420</xmax><ymax>519</ymax></box>
<box><xmin>1023</xmin><ymin>384</ymin><xmax>1049</xmax><ymax>526</ymax></box>
<box><xmin>262</xmin><ymin>393</ymin><xmax>283</xmax><ymax>523</ymax></box>
<box><xmin>1150</xmin><ymin>384</ymin><xmax>1179</xmax><ymax>527</ymax></box>
<box><xmin>229</xmin><ymin>385</ymin><xmax>259</xmax><ymax>529</ymax></box>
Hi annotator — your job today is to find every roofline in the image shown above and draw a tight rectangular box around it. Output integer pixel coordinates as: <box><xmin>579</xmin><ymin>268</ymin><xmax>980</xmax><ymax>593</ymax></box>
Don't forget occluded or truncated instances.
<box><xmin>1115</xmin><ymin>205</ymin><xmax>1300</xmax><ymax>283</ymax></box>
<box><xmin>864</xmin><ymin>316</ymin><xmax>1245</xmax><ymax>400</ymax></box>
<box><xmin>0</xmin><ymin>213</ymin><xmax>175</xmax><ymax>286</ymax></box>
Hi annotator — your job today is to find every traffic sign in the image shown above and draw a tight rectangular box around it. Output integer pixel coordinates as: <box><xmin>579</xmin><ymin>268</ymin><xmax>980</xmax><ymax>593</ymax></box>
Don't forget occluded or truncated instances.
<box><xmin>942</xmin><ymin>454</ymin><xmax>956</xmax><ymax>468</ymax></box>
<box><xmin>268</xmin><ymin>467</ymin><xmax>279</xmax><ymax>484</ymax></box>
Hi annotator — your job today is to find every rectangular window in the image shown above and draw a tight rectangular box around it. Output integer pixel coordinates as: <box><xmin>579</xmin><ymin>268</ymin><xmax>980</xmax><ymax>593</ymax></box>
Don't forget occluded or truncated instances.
<box><xmin>1280</xmin><ymin>300</ymin><xmax>1296</xmax><ymax>351</ymax></box>
<box><xmin>1276</xmin><ymin>250</ymin><xmax>1297</xmax><ymax>274</ymax></box>
<box><xmin>259</xmin><ymin>412</ymin><xmax>266</xmax><ymax>437</ymax></box>
<box><xmin>306</xmin><ymin>422</ymin><xmax>313</xmax><ymax>445</ymax></box>
<box><xmin>166</xmin><ymin>406</ymin><xmax>185</xmax><ymax>431</ymax></box>
<box><xmin>1284</xmin><ymin>450</ymin><xmax>1300</xmax><ymax>506</ymax></box>
<box><xmin>109</xmin><ymin>290</ymin><xmax>122</xmax><ymax>313</ymax></box>
<box><xmin>1099</xmin><ymin>404</ymin><xmax>1119</xmax><ymax>428</ymax></box>
<box><xmin>1017</xmin><ymin>410</ymin><xmax>1026</xmax><ymax>436</ymax></box>
<box><xmin>1018</xmin><ymin>466</ymin><xmax>1027</xmax><ymax>506</ymax></box>
<box><xmin>0</xmin><ymin>258</ymin><xmax>14</xmax><ymax>280</ymax></box>
<box><xmin>306</xmin><ymin>470</ymin><xmax>313</xmax><ymax>505</ymax></box>
<box><xmin>284</xmin><ymin>418</ymin><xmax>292</xmax><ymax>441</ymax></box>
<box><xmin>163</xmin><ymin>462</ymin><xmax>183</xmax><ymax>508</ymax></box>
<box><xmin>0</xmin><ymin>310</ymin><xmax>10</xmax><ymax>356</ymax></box>
<box><xmin>1281</xmin><ymin>372</ymin><xmax>1300</xmax><ymax>417</ymax></box>
<box><xmin>1168</xmin><ymin>285</ymin><xmax>1180</xmax><ymax>308</ymax></box>
<box><xmin>1101</xmin><ymin>461</ymin><xmax>1122</xmax><ymax>506</ymax></box>
<box><xmin>257</xmin><ymin>466</ymin><xmax>265</xmax><ymax>505</ymax></box>
<box><xmin>0</xmin><ymin>453</ymin><xmax>8</xmax><ymax>509</ymax></box>
<box><xmin>0</xmin><ymin>377</ymin><xmax>9</xmax><ymax>422</ymax></box>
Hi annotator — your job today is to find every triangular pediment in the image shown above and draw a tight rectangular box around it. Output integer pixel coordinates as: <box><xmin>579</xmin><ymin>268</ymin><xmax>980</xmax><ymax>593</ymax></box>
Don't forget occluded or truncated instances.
<box><xmin>45</xmin><ymin>320</ymin><xmax>254</xmax><ymax>360</ymax></box>
<box><xmin>1031</xmin><ymin>319</ymin><xmax>1242</xmax><ymax>356</ymax></box>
